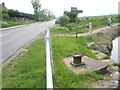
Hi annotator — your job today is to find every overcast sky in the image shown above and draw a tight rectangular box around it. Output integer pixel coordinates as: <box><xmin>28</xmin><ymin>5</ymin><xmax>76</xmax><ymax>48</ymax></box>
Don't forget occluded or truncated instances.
<box><xmin>0</xmin><ymin>0</ymin><xmax>119</xmax><ymax>17</ymax></box>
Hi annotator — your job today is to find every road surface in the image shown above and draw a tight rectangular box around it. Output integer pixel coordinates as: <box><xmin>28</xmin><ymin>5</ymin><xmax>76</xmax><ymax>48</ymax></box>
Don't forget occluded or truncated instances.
<box><xmin>0</xmin><ymin>20</ymin><xmax>55</xmax><ymax>63</ymax></box>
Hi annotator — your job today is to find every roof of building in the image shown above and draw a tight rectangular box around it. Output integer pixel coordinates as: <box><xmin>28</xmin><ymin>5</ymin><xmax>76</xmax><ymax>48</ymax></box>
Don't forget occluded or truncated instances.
<box><xmin>0</xmin><ymin>3</ymin><xmax>7</xmax><ymax>9</ymax></box>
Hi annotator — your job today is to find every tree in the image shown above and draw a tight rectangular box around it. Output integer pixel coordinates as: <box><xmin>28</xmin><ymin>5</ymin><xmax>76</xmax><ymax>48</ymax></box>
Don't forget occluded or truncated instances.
<box><xmin>31</xmin><ymin>0</ymin><xmax>41</xmax><ymax>15</ymax></box>
<box><xmin>64</xmin><ymin>11</ymin><xmax>78</xmax><ymax>22</ymax></box>
<box><xmin>38</xmin><ymin>9</ymin><xmax>55</xmax><ymax>21</ymax></box>
<box><xmin>38</xmin><ymin>9</ymin><xmax>47</xmax><ymax>21</ymax></box>
<box><xmin>31</xmin><ymin>0</ymin><xmax>55</xmax><ymax>21</ymax></box>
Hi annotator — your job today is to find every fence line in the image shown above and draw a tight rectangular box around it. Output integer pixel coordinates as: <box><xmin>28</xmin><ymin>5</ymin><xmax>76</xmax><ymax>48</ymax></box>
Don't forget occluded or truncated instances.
<box><xmin>70</xmin><ymin>22</ymin><xmax>92</xmax><ymax>35</ymax></box>
<box><xmin>45</xmin><ymin>30</ymin><xmax>54</xmax><ymax>89</ymax></box>
<box><xmin>50</xmin><ymin>22</ymin><xmax>92</xmax><ymax>36</ymax></box>
<box><xmin>72</xmin><ymin>23</ymin><xmax>89</xmax><ymax>29</ymax></box>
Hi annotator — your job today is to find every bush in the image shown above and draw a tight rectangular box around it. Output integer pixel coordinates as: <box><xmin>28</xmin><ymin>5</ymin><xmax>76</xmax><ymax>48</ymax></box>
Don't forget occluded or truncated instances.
<box><xmin>64</xmin><ymin>11</ymin><xmax>77</xmax><ymax>22</ymax></box>
<box><xmin>8</xmin><ymin>9</ymin><xmax>36</xmax><ymax>20</ymax></box>
<box><xmin>2</xmin><ymin>13</ymin><xmax>9</xmax><ymax>20</ymax></box>
<box><xmin>1</xmin><ymin>21</ymin><xmax>10</xmax><ymax>28</ymax></box>
<box><xmin>58</xmin><ymin>16</ymin><xmax>70</xmax><ymax>26</ymax></box>
<box><xmin>1</xmin><ymin>9</ymin><xmax>9</xmax><ymax>20</ymax></box>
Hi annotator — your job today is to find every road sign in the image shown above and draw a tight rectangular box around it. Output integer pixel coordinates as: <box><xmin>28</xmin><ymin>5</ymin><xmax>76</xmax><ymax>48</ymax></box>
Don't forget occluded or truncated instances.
<box><xmin>77</xmin><ymin>10</ymin><xmax>83</xmax><ymax>13</ymax></box>
<box><xmin>71</xmin><ymin>10</ymin><xmax>83</xmax><ymax>13</ymax></box>
<box><xmin>71</xmin><ymin>7</ymin><xmax>77</xmax><ymax>10</ymax></box>
<box><xmin>71</xmin><ymin>10</ymin><xmax>77</xmax><ymax>12</ymax></box>
<box><xmin>71</xmin><ymin>7</ymin><xmax>77</xmax><ymax>12</ymax></box>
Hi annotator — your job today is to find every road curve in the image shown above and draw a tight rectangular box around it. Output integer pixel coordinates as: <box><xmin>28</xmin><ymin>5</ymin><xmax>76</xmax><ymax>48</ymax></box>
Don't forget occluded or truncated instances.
<box><xmin>0</xmin><ymin>20</ymin><xmax>55</xmax><ymax>63</ymax></box>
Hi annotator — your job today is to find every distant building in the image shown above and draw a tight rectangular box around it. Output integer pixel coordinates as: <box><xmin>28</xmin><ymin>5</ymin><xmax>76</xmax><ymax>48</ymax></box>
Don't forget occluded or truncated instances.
<box><xmin>0</xmin><ymin>2</ymin><xmax>7</xmax><ymax>9</ymax></box>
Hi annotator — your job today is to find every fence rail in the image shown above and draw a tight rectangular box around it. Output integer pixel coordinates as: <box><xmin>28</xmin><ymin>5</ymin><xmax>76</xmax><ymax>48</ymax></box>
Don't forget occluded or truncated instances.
<box><xmin>45</xmin><ymin>30</ymin><xmax>54</xmax><ymax>89</ymax></box>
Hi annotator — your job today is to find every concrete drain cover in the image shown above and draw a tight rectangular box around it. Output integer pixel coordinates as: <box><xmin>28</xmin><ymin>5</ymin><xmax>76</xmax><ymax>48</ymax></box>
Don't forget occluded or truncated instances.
<box><xmin>63</xmin><ymin>56</ymin><xmax>109</xmax><ymax>74</ymax></box>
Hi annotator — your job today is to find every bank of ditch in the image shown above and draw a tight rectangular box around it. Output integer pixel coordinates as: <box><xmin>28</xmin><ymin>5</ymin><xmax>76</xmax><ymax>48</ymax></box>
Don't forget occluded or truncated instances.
<box><xmin>80</xmin><ymin>25</ymin><xmax>120</xmax><ymax>88</ymax></box>
<box><xmin>80</xmin><ymin>25</ymin><xmax>120</xmax><ymax>56</ymax></box>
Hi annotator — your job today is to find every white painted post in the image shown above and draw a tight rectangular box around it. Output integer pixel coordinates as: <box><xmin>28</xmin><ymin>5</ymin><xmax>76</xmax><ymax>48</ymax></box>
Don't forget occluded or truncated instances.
<box><xmin>89</xmin><ymin>22</ymin><xmax>92</xmax><ymax>38</ymax></box>
<box><xmin>108</xmin><ymin>18</ymin><xmax>112</xmax><ymax>26</ymax></box>
<box><xmin>45</xmin><ymin>30</ymin><xmax>53</xmax><ymax>89</ymax></box>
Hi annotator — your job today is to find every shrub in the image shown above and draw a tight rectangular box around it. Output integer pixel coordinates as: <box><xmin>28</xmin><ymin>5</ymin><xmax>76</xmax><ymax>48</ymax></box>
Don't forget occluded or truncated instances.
<box><xmin>1</xmin><ymin>9</ymin><xmax>9</xmax><ymax>20</ymax></box>
<box><xmin>8</xmin><ymin>9</ymin><xmax>36</xmax><ymax>20</ymax></box>
<box><xmin>2</xmin><ymin>13</ymin><xmax>9</xmax><ymax>20</ymax></box>
<box><xmin>58</xmin><ymin>16</ymin><xmax>70</xmax><ymax>26</ymax></box>
<box><xmin>1</xmin><ymin>21</ymin><xmax>10</xmax><ymax>28</ymax></box>
<box><xmin>64</xmin><ymin>11</ymin><xmax>78</xmax><ymax>22</ymax></box>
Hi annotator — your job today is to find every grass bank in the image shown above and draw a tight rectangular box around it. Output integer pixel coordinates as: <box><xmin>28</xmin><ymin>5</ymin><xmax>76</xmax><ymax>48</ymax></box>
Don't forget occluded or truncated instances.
<box><xmin>2</xmin><ymin>39</ymin><xmax>46</xmax><ymax>88</ymax></box>
<box><xmin>1</xmin><ymin>21</ymin><xmax>38</xmax><ymax>28</ymax></box>
<box><xmin>51</xmin><ymin>36</ymin><xmax>103</xmax><ymax>88</ymax></box>
<box><xmin>3</xmin><ymin>36</ymin><xmax>110</xmax><ymax>88</ymax></box>
<box><xmin>80</xmin><ymin>25</ymin><xmax>119</xmax><ymax>56</ymax></box>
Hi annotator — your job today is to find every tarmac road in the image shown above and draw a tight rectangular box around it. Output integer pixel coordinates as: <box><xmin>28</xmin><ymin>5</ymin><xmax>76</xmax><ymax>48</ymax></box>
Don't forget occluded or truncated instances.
<box><xmin>0</xmin><ymin>20</ymin><xmax>55</xmax><ymax>63</ymax></box>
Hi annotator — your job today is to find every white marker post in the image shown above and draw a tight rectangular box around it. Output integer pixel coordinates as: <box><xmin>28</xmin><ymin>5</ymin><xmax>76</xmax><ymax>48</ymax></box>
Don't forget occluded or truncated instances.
<box><xmin>108</xmin><ymin>18</ymin><xmax>112</xmax><ymax>26</ymax></box>
<box><xmin>89</xmin><ymin>22</ymin><xmax>92</xmax><ymax>39</ymax></box>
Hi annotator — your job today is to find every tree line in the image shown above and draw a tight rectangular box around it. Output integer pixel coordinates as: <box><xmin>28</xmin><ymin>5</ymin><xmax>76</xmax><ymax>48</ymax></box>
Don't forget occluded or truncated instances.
<box><xmin>1</xmin><ymin>0</ymin><xmax>55</xmax><ymax>22</ymax></box>
<box><xmin>31</xmin><ymin>0</ymin><xmax>55</xmax><ymax>21</ymax></box>
<box><xmin>1</xmin><ymin>9</ymin><xmax>36</xmax><ymax>21</ymax></box>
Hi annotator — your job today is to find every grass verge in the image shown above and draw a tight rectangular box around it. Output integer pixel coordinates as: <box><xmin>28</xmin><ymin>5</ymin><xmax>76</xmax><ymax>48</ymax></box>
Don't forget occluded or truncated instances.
<box><xmin>2</xmin><ymin>39</ymin><xmax>46</xmax><ymax>88</ymax></box>
<box><xmin>1</xmin><ymin>21</ymin><xmax>38</xmax><ymax>28</ymax></box>
<box><xmin>3</xmin><ymin>36</ymin><xmax>110</xmax><ymax>88</ymax></box>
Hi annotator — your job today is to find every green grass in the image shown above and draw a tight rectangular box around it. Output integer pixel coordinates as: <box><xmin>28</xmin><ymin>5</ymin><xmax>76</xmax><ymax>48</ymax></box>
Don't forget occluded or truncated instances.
<box><xmin>2</xmin><ymin>39</ymin><xmax>46</xmax><ymax>88</ymax></box>
<box><xmin>1</xmin><ymin>21</ymin><xmax>38</xmax><ymax>28</ymax></box>
<box><xmin>51</xmin><ymin>36</ymin><xmax>97</xmax><ymax>60</ymax></box>
<box><xmin>50</xmin><ymin>26</ymin><xmax>69</xmax><ymax>34</ymax></box>
<box><xmin>80</xmin><ymin>35</ymin><xmax>101</xmax><ymax>43</ymax></box>
<box><xmin>51</xmin><ymin>36</ymin><xmax>108</xmax><ymax>88</ymax></box>
<box><xmin>51</xmin><ymin>15</ymin><xmax>119</xmax><ymax>34</ymax></box>
<box><xmin>3</xmin><ymin>36</ymin><xmax>110</xmax><ymax>88</ymax></box>
<box><xmin>112</xmin><ymin>63</ymin><xmax>120</xmax><ymax>67</ymax></box>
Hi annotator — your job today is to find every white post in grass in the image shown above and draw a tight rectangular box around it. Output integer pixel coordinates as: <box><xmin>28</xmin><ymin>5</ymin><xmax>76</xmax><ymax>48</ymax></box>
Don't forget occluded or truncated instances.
<box><xmin>46</xmin><ymin>30</ymin><xmax>53</xmax><ymax>89</ymax></box>
<box><xmin>89</xmin><ymin>22</ymin><xmax>92</xmax><ymax>39</ymax></box>
<box><xmin>108</xmin><ymin>18</ymin><xmax>112</xmax><ymax>26</ymax></box>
